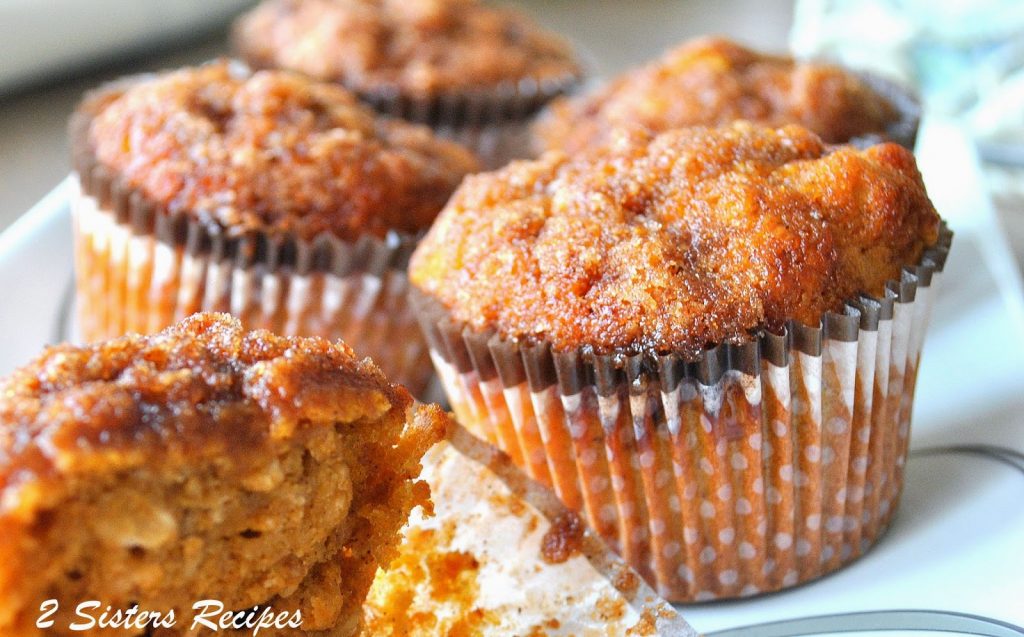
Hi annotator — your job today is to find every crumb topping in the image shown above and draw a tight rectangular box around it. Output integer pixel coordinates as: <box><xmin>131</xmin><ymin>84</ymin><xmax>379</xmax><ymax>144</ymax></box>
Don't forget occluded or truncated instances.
<box><xmin>80</xmin><ymin>61</ymin><xmax>478</xmax><ymax>240</ymax></box>
<box><xmin>410</xmin><ymin>122</ymin><xmax>940</xmax><ymax>356</ymax></box>
<box><xmin>234</xmin><ymin>0</ymin><xmax>581</xmax><ymax>97</ymax></box>
<box><xmin>536</xmin><ymin>37</ymin><xmax>901</xmax><ymax>153</ymax></box>
<box><xmin>0</xmin><ymin>313</ymin><xmax>409</xmax><ymax>502</ymax></box>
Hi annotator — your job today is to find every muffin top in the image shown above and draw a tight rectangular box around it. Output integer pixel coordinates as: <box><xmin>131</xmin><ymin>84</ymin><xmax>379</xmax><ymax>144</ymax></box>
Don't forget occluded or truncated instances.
<box><xmin>233</xmin><ymin>0</ymin><xmax>581</xmax><ymax>98</ymax></box>
<box><xmin>535</xmin><ymin>37</ymin><xmax>902</xmax><ymax>154</ymax></box>
<box><xmin>0</xmin><ymin>313</ymin><xmax>411</xmax><ymax>508</ymax></box>
<box><xmin>76</xmin><ymin>61</ymin><xmax>478</xmax><ymax>241</ymax></box>
<box><xmin>410</xmin><ymin>123</ymin><xmax>941</xmax><ymax>356</ymax></box>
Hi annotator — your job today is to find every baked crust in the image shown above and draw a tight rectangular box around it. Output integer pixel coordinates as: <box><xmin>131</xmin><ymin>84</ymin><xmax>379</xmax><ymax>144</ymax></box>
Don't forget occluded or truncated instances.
<box><xmin>74</xmin><ymin>61</ymin><xmax>478</xmax><ymax>241</ymax></box>
<box><xmin>410</xmin><ymin>122</ymin><xmax>941</xmax><ymax>356</ymax></box>
<box><xmin>535</xmin><ymin>37</ymin><xmax>902</xmax><ymax>154</ymax></box>
<box><xmin>0</xmin><ymin>313</ymin><xmax>448</xmax><ymax>636</ymax></box>
<box><xmin>233</xmin><ymin>0</ymin><xmax>581</xmax><ymax>99</ymax></box>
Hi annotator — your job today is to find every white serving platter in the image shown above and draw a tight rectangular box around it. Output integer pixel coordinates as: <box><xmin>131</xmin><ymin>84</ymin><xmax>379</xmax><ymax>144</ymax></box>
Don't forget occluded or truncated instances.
<box><xmin>0</xmin><ymin>118</ymin><xmax>1022</xmax><ymax>636</ymax></box>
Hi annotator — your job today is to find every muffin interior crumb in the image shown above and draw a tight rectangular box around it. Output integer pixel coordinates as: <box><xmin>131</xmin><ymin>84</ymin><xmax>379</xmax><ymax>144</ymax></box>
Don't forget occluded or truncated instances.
<box><xmin>0</xmin><ymin>314</ymin><xmax>446</xmax><ymax>636</ymax></box>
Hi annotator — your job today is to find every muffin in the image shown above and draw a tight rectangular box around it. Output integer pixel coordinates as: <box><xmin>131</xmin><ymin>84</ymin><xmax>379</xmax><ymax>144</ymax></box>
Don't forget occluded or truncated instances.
<box><xmin>534</xmin><ymin>37</ymin><xmax>919</xmax><ymax>155</ymax></box>
<box><xmin>409</xmin><ymin>122</ymin><xmax>951</xmax><ymax>601</ymax></box>
<box><xmin>365</xmin><ymin>423</ymin><xmax>695</xmax><ymax>636</ymax></box>
<box><xmin>0</xmin><ymin>313</ymin><xmax>448</xmax><ymax>637</ymax></box>
<box><xmin>70</xmin><ymin>61</ymin><xmax>477</xmax><ymax>397</ymax></box>
<box><xmin>233</xmin><ymin>0</ymin><xmax>583</xmax><ymax>168</ymax></box>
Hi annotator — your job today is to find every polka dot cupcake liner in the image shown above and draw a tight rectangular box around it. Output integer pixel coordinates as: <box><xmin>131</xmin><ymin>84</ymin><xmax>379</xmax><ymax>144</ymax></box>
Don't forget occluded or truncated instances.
<box><xmin>69</xmin><ymin>146</ymin><xmax>436</xmax><ymax>398</ymax></box>
<box><xmin>364</xmin><ymin>422</ymin><xmax>696</xmax><ymax>635</ymax></box>
<box><xmin>411</xmin><ymin>226</ymin><xmax>951</xmax><ymax>602</ymax></box>
<box><xmin>354</xmin><ymin>71</ymin><xmax>582</xmax><ymax>170</ymax></box>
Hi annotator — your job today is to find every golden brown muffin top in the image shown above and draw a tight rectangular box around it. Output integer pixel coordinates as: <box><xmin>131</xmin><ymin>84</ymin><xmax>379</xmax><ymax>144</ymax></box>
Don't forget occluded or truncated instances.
<box><xmin>233</xmin><ymin>0</ymin><xmax>581</xmax><ymax>98</ymax></box>
<box><xmin>410</xmin><ymin>123</ymin><xmax>941</xmax><ymax>356</ymax></box>
<box><xmin>535</xmin><ymin>37</ymin><xmax>901</xmax><ymax>154</ymax></box>
<box><xmin>78</xmin><ymin>61</ymin><xmax>478</xmax><ymax>241</ymax></box>
<box><xmin>0</xmin><ymin>313</ymin><xmax>412</xmax><ymax>510</ymax></box>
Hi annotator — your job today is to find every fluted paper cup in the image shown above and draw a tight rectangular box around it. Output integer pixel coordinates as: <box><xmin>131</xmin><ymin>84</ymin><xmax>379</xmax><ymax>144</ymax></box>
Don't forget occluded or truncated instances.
<box><xmin>69</xmin><ymin>148</ymin><xmax>435</xmax><ymax>397</ymax></box>
<box><xmin>355</xmin><ymin>71</ymin><xmax>581</xmax><ymax>170</ymax></box>
<box><xmin>411</xmin><ymin>226</ymin><xmax>951</xmax><ymax>601</ymax></box>
<box><xmin>851</xmin><ymin>72</ymin><xmax>921</xmax><ymax>151</ymax></box>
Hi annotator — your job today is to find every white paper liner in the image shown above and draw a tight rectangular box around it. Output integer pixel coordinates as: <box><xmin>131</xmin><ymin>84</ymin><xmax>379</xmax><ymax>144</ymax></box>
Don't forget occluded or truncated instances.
<box><xmin>70</xmin><ymin>177</ymin><xmax>435</xmax><ymax>396</ymax></box>
<box><xmin>365</xmin><ymin>423</ymin><xmax>697</xmax><ymax>636</ymax></box>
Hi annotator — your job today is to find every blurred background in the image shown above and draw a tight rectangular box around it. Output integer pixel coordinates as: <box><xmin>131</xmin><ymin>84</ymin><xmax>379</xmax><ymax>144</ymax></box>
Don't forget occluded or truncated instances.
<box><xmin>1</xmin><ymin>0</ymin><xmax>1023</xmax><ymax>267</ymax></box>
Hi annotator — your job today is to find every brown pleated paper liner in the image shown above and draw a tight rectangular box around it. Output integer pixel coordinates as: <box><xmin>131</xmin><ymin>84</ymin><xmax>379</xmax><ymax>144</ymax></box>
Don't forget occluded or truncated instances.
<box><xmin>412</xmin><ymin>226</ymin><xmax>951</xmax><ymax>602</ymax></box>
<box><xmin>353</xmin><ymin>71</ymin><xmax>582</xmax><ymax>170</ymax></box>
<box><xmin>852</xmin><ymin>72</ymin><xmax>922</xmax><ymax>151</ymax></box>
<box><xmin>69</xmin><ymin>148</ymin><xmax>435</xmax><ymax>397</ymax></box>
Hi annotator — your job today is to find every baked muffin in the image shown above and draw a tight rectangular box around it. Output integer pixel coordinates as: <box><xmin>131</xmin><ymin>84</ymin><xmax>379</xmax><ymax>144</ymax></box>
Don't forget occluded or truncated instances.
<box><xmin>535</xmin><ymin>37</ymin><xmax>919</xmax><ymax>155</ymax></box>
<box><xmin>409</xmin><ymin>122</ymin><xmax>951</xmax><ymax>601</ymax></box>
<box><xmin>70</xmin><ymin>60</ymin><xmax>477</xmax><ymax>397</ymax></box>
<box><xmin>233</xmin><ymin>0</ymin><xmax>583</xmax><ymax>168</ymax></box>
<box><xmin>0</xmin><ymin>313</ymin><xmax>448</xmax><ymax>636</ymax></box>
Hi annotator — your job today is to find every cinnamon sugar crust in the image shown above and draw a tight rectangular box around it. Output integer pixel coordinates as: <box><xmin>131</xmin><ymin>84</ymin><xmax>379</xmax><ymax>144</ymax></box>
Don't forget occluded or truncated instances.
<box><xmin>535</xmin><ymin>37</ymin><xmax>902</xmax><ymax>154</ymax></box>
<box><xmin>409</xmin><ymin>123</ymin><xmax>941</xmax><ymax>357</ymax></box>
<box><xmin>0</xmin><ymin>313</ymin><xmax>448</xmax><ymax>636</ymax></box>
<box><xmin>233</xmin><ymin>0</ymin><xmax>581</xmax><ymax>99</ymax></box>
<box><xmin>76</xmin><ymin>61</ymin><xmax>478</xmax><ymax>241</ymax></box>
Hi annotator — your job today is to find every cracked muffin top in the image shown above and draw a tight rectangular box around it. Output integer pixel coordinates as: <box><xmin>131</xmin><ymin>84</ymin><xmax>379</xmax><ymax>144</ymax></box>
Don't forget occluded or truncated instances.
<box><xmin>233</xmin><ymin>0</ymin><xmax>581</xmax><ymax>99</ymax></box>
<box><xmin>74</xmin><ymin>61</ymin><xmax>478</xmax><ymax>241</ymax></box>
<box><xmin>0</xmin><ymin>312</ymin><xmax>412</xmax><ymax>512</ymax></box>
<box><xmin>535</xmin><ymin>37</ymin><xmax>903</xmax><ymax>154</ymax></box>
<box><xmin>409</xmin><ymin>122</ymin><xmax>941</xmax><ymax>357</ymax></box>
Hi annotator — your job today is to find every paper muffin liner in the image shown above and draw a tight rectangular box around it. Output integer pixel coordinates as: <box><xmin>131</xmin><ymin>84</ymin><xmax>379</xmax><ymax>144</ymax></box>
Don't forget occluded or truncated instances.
<box><xmin>411</xmin><ymin>226</ymin><xmax>951</xmax><ymax>602</ymax></box>
<box><xmin>69</xmin><ymin>150</ymin><xmax>436</xmax><ymax>398</ymax></box>
<box><xmin>355</xmin><ymin>71</ymin><xmax>582</xmax><ymax>170</ymax></box>
<box><xmin>365</xmin><ymin>421</ymin><xmax>697</xmax><ymax>636</ymax></box>
<box><xmin>851</xmin><ymin>72</ymin><xmax>921</xmax><ymax>151</ymax></box>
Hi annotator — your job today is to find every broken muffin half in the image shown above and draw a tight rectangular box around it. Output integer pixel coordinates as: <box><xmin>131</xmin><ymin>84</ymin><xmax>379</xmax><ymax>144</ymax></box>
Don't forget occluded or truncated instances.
<box><xmin>0</xmin><ymin>313</ymin><xmax>447</xmax><ymax>637</ymax></box>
